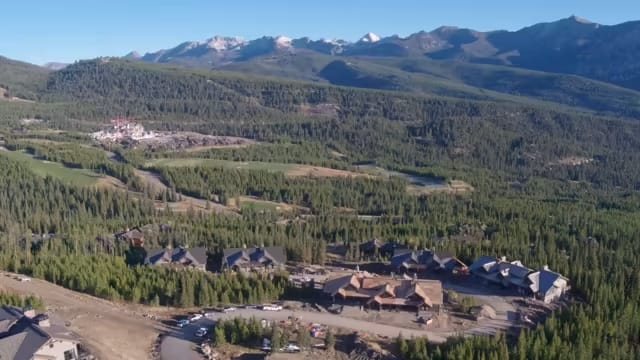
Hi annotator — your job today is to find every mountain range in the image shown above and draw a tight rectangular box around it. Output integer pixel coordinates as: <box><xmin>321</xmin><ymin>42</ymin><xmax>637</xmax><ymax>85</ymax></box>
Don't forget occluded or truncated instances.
<box><xmin>122</xmin><ymin>16</ymin><xmax>640</xmax><ymax>92</ymax></box>
<box><xmin>2</xmin><ymin>16</ymin><xmax>640</xmax><ymax>118</ymax></box>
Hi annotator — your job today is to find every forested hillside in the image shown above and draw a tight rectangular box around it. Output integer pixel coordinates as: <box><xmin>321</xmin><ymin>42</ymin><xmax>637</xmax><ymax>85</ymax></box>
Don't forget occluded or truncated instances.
<box><xmin>0</xmin><ymin>56</ymin><xmax>50</xmax><ymax>100</ymax></box>
<box><xmin>0</xmin><ymin>56</ymin><xmax>640</xmax><ymax>359</ymax></box>
<box><xmin>37</xmin><ymin>59</ymin><xmax>640</xmax><ymax>190</ymax></box>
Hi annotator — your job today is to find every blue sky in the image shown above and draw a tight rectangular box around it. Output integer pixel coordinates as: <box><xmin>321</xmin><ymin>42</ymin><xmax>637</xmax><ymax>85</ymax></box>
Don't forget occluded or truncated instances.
<box><xmin>2</xmin><ymin>0</ymin><xmax>639</xmax><ymax>65</ymax></box>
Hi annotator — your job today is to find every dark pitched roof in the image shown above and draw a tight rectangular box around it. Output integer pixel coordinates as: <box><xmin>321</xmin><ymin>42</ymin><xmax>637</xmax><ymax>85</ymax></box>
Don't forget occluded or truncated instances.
<box><xmin>469</xmin><ymin>256</ymin><xmax>498</xmax><ymax>272</ymax></box>
<box><xmin>529</xmin><ymin>269</ymin><xmax>568</xmax><ymax>294</ymax></box>
<box><xmin>390</xmin><ymin>251</ymin><xmax>415</xmax><ymax>269</ymax></box>
<box><xmin>0</xmin><ymin>306</ymin><xmax>22</xmax><ymax>333</ymax></box>
<box><xmin>380</xmin><ymin>240</ymin><xmax>405</xmax><ymax>254</ymax></box>
<box><xmin>0</xmin><ymin>306</ymin><xmax>51</xmax><ymax>360</ymax></box>
<box><xmin>144</xmin><ymin>248</ymin><xmax>170</xmax><ymax>265</ymax></box>
<box><xmin>223</xmin><ymin>246</ymin><xmax>286</xmax><ymax>267</ymax></box>
<box><xmin>145</xmin><ymin>247</ymin><xmax>208</xmax><ymax>266</ymax></box>
<box><xmin>359</xmin><ymin>238</ymin><xmax>383</xmax><ymax>252</ymax></box>
<box><xmin>390</xmin><ymin>249</ymin><xmax>434</xmax><ymax>268</ymax></box>
<box><xmin>433</xmin><ymin>251</ymin><xmax>454</xmax><ymax>263</ymax></box>
<box><xmin>181</xmin><ymin>247</ymin><xmax>208</xmax><ymax>265</ymax></box>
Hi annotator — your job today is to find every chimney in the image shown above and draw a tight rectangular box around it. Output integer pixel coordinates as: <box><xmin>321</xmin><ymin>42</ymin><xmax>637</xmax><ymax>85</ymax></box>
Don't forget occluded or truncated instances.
<box><xmin>542</xmin><ymin>265</ymin><xmax>549</xmax><ymax>271</ymax></box>
<box><xmin>23</xmin><ymin>307</ymin><xmax>36</xmax><ymax>319</ymax></box>
<box><xmin>33</xmin><ymin>314</ymin><xmax>50</xmax><ymax>328</ymax></box>
<box><xmin>36</xmin><ymin>318</ymin><xmax>50</xmax><ymax>328</ymax></box>
<box><xmin>500</xmin><ymin>256</ymin><xmax>507</xmax><ymax>262</ymax></box>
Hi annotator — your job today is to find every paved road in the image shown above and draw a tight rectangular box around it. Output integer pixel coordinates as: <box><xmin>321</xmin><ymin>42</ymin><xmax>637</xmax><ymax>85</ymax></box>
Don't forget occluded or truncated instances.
<box><xmin>161</xmin><ymin>321</ymin><xmax>209</xmax><ymax>360</ymax></box>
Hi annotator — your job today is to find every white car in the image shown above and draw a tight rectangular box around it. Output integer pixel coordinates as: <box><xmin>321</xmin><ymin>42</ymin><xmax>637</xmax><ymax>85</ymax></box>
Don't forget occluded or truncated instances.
<box><xmin>195</xmin><ymin>327</ymin><xmax>208</xmax><ymax>337</ymax></box>
<box><xmin>262</xmin><ymin>304</ymin><xmax>282</xmax><ymax>311</ymax></box>
<box><xmin>176</xmin><ymin>319</ymin><xmax>189</xmax><ymax>328</ymax></box>
<box><xmin>16</xmin><ymin>276</ymin><xmax>31</xmax><ymax>282</ymax></box>
<box><xmin>281</xmin><ymin>343</ymin><xmax>301</xmax><ymax>353</ymax></box>
<box><xmin>222</xmin><ymin>306</ymin><xmax>237</xmax><ymax>313</ymax></box>
<box><xmin>189</xmin><ymin>314</ymin><xmax>203</xmax><ymax>322</ymax></box>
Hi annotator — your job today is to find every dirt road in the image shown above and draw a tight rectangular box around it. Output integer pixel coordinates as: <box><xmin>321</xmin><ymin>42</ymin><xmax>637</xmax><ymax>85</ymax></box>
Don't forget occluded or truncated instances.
<box><xmin>0</xmin><ymin>272</ymin><xmax>163</xmax><ymax>360</ymax></box>
<box><xmin>217</xmin><ymin>309</ymin><xmax>448</xmax><ymax>342</ymax></box>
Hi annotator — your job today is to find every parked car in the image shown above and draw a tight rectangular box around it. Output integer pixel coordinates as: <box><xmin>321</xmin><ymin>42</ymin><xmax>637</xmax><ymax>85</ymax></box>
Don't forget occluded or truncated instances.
<box><xmin>204</xmin><ymin>312</ymin><xmax>216</xmax><ymax>319</ymax></box>
<box><xmin>262</xmin><ymin>304</ymin><xmax>282</xmax><ymax>311</ymax></box>
<box><xmin>281</xmin><ymin>343</ymin><xmax>301</xmax><ymax>353</ymax></box>
<box><xmin>16</xmin><ymin>276</ymin><xmax>31</xmax><ymax>282</ymax></box>
<box><xmin>195</xmin><ymin>327</ymin><xmax>208</xmax><ymax>337</ymax></box>
<box><xmin>189</xmin><ymin>313</ymin><xmax>203</xmax><ymax>322</ymax></box>
<box><xmin>177</xmin><ymin>319</ymin><xmax>190</xmax><ymax>328</ymax></box>
<box><xmin>222</xmin><ymin>306</ymin><xmax>237</xmax><ymax>313</ymax></box>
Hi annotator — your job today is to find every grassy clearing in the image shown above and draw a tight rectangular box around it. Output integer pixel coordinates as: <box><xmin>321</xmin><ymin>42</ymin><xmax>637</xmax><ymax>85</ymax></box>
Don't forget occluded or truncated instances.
<box><xmin>146</xmin><ymin>158</ymin><xmax>368</xmax><ymax>178</ymax></box>
<box><xmin>0</xmin><ymin>149</ymin><xmax>102</xmax><ymax>186</ymax></box>
<box><xmin>146</xmin><ymin>158</ymin><xmax>294</xmax><ymax>172</ymax></box>
<box><xmin>236</xmin><ymin>196</ymin><xmax>296</xmax><ymax>212</ymax></box>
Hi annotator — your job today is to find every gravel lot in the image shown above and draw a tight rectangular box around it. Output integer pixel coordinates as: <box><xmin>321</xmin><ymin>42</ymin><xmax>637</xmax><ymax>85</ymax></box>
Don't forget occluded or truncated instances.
<box><xmin>0</xmin><ymin>272</ymin><xmax>163</xmax><ymax>360</ymax></box>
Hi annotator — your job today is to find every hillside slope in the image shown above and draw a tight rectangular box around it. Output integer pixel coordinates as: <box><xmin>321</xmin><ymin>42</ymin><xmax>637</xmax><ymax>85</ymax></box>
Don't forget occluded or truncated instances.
<box><xmin>0</xmin><ymin>56</ymin><xmax>50</xmax><ymax>100</ymax></box>
<box><xmin>38</xmin><ymin>60</ymin><xmax>640</xmax><ymax>185</ymax></box>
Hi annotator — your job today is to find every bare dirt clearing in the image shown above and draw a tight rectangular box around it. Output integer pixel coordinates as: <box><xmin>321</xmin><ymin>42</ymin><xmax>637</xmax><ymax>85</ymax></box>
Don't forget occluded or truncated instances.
<box><xmin>0</xmin><ymin>272</ymin><xmax>163</xmax><ymax>360</ymax></box>
<box><xmin>0</xmin><ymin>87</ymin><xmax>35</xmax><ymax>103</ymax></box>
<box><xmin>285</xmin><ymin>165</ymin><xmax>371</xmax><ymax>178</ymax></box>
<box><xmin>358</xmin><ymin>165</ymin><xmax>473</xmax><ymax>195</ymax></box>
<box><xmin>95</xmin><ymin>175</ymin><xmax>129</xmax><ymax>190</ymax></box>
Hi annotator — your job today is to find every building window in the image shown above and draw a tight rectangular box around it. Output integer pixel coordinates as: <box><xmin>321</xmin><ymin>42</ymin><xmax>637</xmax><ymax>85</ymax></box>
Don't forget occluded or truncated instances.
<box><xmin>64</xmin><ymin>349</ymin><xmax>76</xmax><ymax>360</ymax></box>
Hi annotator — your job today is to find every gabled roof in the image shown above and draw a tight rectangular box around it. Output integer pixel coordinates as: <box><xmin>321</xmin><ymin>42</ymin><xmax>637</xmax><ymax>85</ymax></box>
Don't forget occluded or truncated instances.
<box><xmin>0</xmin><ymin>306</ymin><xmax>22</xmax><ymax>333</ymax></box>
<box><xmin>390</xmin><ymin>251</ymin><xmax>416</xmax><ymax>269</ymax></box>
<box><xmin>380</xmin><ymin>240</ymin><xmax>405</xmax><ymax>254</ymax></box>
<box><xmin>469</xmin><ymin>256</ymin><xmax>498</xmax><ymax>272</ymax></box>
<box><xmin>391</xmin><ymin>249</ymin><xmax>464</xmax><ymax>271</ymax></box>
<box><xmin>223</xmin><ymin>246</ymin><xmax>286</xmax><ymax>267</ymax></box>
<box><xmin>145</xmin><ymin>247</ymin><xmax>208</xmax><ymax>266</ymax></box>
<box><xmin>432</xmin><ymin>251</ymin><xmax>454</xmax><ymax>264</ymax></box>
<box><xmin>359</xmin><ymin>238</ymin><xmax>383</xmax><ymax>251</ymax></box>
<box><xmin>323</xmin><ymin>275</ymin><xmax>356</xmax><ymax>297</ymax></box>
<box><xmin>528</xmin><ymin>269</ymin><xmax>568</xmax><ymax>293</ymax></box>
<box><xmin>145</xmin><ymin>248</ymin><xmax>170</xmax><ymax>265</ymax></box>
<box><xmin>391</xmin><ymin>249</ymin><xmax>432</xmax><ymax>267</ymax></box>
<box><xmin>323</xmin><ymin>273</ymin><xmax>443</xmax><ymax>307</ymax></box>
<box><xmin>175</xmin><ymin>247</ymin><xmax>208</xmax><ymax>265</ymax></box>
<box><xmin>504</xmin><ymin>262</ymin><xmax>532</xmax><ymax>279</ymax></box>
<box><xmin>0</xmin><ymin>307</ymin><xmax>51</xmax><ymax>360</ymax></box>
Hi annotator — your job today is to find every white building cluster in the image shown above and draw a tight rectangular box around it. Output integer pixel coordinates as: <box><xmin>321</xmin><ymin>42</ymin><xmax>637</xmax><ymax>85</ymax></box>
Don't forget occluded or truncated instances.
<box><xmin>91</xmin><ymin>120</ymin><xmax>156</xmax><ymax>142</ymax></box>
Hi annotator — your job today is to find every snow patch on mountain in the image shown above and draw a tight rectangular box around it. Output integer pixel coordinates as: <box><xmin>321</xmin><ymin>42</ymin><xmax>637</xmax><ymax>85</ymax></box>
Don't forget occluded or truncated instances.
<box><xmin>205</xmin><ymin>36</ymin><xmax>245</xmax><ymax>51</ymax></box>
<box><xmin>274</xmin><ymin>35</ymin><xmax>292</xmax><ymax>48</ymax></box>
<box><xmin>359</xmin><ymin>32</ymin><xmax>381</xmax><ymax>43</ymax></box>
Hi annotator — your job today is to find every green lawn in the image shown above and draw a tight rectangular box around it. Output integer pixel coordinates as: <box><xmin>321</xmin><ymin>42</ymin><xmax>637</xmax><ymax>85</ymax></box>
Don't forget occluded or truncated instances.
<box><xmin>146</xmin><ymin>158</ymin><xmax>294</xmax><ymax>173</ymax></box>
<box><xmin>0</xmin><ymin>150</ymin><xmax>102</xmax><ymax>186</ymax></box>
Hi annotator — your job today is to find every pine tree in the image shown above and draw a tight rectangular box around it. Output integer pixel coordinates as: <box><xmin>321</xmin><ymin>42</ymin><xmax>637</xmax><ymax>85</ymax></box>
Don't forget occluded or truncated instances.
<box><xmin>214</xmin><ymin>324</ymin><xmax>227</xmax><ymax>346</ymax></box>
<box><xmin>297</xmin><ymin>328</ymin><xmax>311</xmax><ymax>349</ymax></box>
<box><xmin>325</xmin><ymin>328</ymin><xmax>335</xmax><ymax>352</ymax></box>
<box><xmin>271</xmin><ymin>326</ymin><xmax>284</xmax><ymax>352</ymax></box>
<box><xmin>397</xmin><ymin>333</ymin><xmax>409</xmax><ymax>357</ymax></box>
